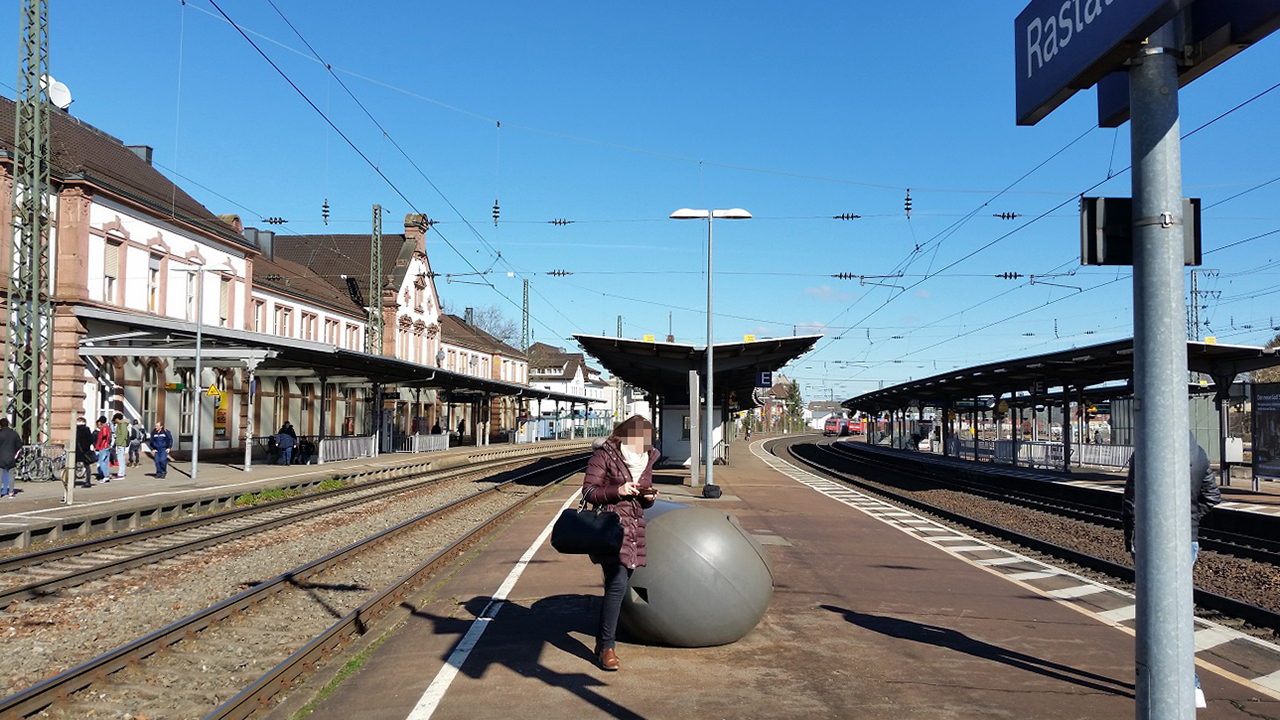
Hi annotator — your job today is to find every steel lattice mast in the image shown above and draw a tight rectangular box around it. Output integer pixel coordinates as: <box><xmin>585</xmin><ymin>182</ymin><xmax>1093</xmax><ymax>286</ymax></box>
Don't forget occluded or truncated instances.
<box><xmin>365</xmin><ymin>204</ymin><xmax>383</xmax><ymax>355</ymax></box>
<box><xmin>6</xmin><ymin>0</ymin><xmax>54</xmax><ymax>443</ymax></box>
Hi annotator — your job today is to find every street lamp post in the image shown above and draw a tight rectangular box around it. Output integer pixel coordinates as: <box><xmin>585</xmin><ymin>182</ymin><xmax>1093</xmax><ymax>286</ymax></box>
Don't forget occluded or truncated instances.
<box><xmin>184</xmin><ymin>262</ymin><xmax>234</xmax><ymax>481</ymax></box>
<box><xmin>670</xmin><ymin>208</ymin><xmax>751</xmax><ymax>491</ymax></box>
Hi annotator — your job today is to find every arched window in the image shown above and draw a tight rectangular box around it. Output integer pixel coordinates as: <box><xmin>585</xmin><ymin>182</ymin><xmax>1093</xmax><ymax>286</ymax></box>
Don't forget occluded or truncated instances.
<box><xmin>141</xmin><ymin>363</ymin><xmax>159</xmax><ymax>429</ymax></box>
<box><xmin>178</xmin><ymin>368</ymin><xmax>194</xmax><ymax>435</ymax></box>
<box><xmin>274</xmin><ymin>378</ymin><xmax>290</xmax><ymax>428</ymax></box>
<box><xmin>301</xmin><ymin>384</ymin><xmax>314</xmax><ymax>433</ymax></box>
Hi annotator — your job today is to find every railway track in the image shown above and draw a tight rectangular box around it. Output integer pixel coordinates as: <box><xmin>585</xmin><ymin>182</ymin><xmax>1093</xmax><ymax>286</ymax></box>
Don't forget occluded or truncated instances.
<box><xmin>0</xmin><ymin>452</ymin><xmax>588</xmax><ymax>720</ymax></box>
<box><xmin>820</xmin><ymin>438</ymin><xmax>1280</xmax><ymax>565</ymax></box>
<box><xmin>771</xmin><ymin>436</ymin><xmax>1280</xmax><ymax>635</ymax></box>
<box><xmin>0</xmin><ymin>449</ymin><xmax>583</xmax><ymax>609</ymax></box>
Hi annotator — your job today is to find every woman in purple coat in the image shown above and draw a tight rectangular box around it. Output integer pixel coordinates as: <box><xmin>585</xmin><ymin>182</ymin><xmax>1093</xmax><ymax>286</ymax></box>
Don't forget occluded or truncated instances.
<box><xmin>581</xmin><ymin>415</ymin><xmax>659</xmax><ymax>671</ymax></box>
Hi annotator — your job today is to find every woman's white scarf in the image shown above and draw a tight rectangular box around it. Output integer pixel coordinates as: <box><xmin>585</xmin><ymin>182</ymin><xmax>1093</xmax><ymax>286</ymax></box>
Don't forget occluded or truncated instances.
<box><xmin>619</xmin><ymin>444</ymin><xmax>649</xmax><ymax>482</ymax></box>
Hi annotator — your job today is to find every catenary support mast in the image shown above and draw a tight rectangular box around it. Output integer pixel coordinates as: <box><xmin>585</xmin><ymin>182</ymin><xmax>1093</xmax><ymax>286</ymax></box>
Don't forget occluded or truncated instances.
<box><xmin>366</xmin><ymin>204</ymin><xmax>383</xmax><ymax>355</ymax></box>
<box><xmin>6</xmin><ymin>0</ymin><xmax>54</xmax><ymax>443</ymax></box>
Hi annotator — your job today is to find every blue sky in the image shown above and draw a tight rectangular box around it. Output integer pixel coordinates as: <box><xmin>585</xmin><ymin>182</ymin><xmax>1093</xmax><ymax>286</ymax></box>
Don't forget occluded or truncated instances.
<box><xmin>10</xmin><ymin>1</ymin><xmax>1280</xmax><ymax>402</ymax></box>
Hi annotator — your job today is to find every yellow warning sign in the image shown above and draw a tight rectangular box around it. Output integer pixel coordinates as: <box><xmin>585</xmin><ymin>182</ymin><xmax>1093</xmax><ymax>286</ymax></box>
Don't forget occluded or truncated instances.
<box><xmin>206</xmin><ymin>384</ymin><xmax>219</xmax><ymax>397</ymax></box>
<box><xmin>643</xmin><ymin>334</ymin><xmax>655</xmax><ymax>343</ymax></box>
<box><xmin>743</xmin><ymin>334</ymin><xmax>756</xmax><ymax>342</ymax></box>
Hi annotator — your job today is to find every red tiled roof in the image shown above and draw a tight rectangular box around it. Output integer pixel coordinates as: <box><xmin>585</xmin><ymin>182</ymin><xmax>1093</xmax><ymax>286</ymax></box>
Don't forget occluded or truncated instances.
<box><xmin>0</xmin><ymin>97</ymin><xmax>244</xmax><ymax>245</ymax></box>
<box><xmin>440</xmin><ymin>314</ymin><xmax>524</xmax><ymax>358</ymax></box>
<box><xmin>271</xmin><ymin>233</ymin><xmax>415</xmax><ymax>306</ymax></box>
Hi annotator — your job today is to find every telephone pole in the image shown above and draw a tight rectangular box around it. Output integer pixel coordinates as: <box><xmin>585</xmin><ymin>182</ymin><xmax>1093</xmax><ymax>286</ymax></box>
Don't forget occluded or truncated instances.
<box><xmin>6</xmin><ymin>0</ymin><xmax>54</xmax><ymax>443</ymax></box>
<box><xmin>365</xmin><ymin>204</ymin><xmax>383</xmax><ymax>355</ymax></box>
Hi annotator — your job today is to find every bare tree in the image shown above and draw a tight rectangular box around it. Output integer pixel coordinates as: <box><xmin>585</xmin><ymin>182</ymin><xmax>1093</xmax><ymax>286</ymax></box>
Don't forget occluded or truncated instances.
<box><xmin>471</xmin><ymin>305</ymin><xmax>520</xmax><ymax>345</ymax></box>
<box><xmin>1255</xmin><ymin>333</ymin><xmax>1280</xmax><ymax>384</ymax></box>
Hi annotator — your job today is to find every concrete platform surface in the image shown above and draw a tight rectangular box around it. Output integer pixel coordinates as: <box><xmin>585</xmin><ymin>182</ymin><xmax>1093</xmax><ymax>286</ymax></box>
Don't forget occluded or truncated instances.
<box><xmin>296</xmin><ymin>439</ymin><xmax>1280</xmax><ymax>720</ymax></box>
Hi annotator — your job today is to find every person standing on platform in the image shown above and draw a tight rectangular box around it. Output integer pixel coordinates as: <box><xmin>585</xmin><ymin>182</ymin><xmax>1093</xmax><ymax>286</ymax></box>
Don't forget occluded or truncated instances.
<box><xmin>93</xmin><ymin>416</ymin><xmax>113</xmax><ymax>483</ymax></box>
<box><xmin>276</xmin><ymin>424</ymin><xmax>296</xmax><ymax>465</ymax></box>
<box><xmin>127</xmin><ymin>420</ymin><xmax>144</xmax><ymax>467</ymax></box>
<box><xmin>150</xmin><ymin>421</ymin><xmax>173</xmax><ymax>479</ymax></box>
<box><xmin>75</xmin><ymin>416</ymin><xmax>96</xmax><ymax>488</ymax></box>
<box><xmin>1122</xmin><ymin>430</ymin><xmax>1221</xmax><ymax>709</ymax></box>
<box><xmin>0</xmin><ymin>418</ymin><xmax>23</xmax><ymax>498</ymax></box>
<box><xmin>581</xmin><ymin>414</ymin><xmax>660</xmax><ymax>671</ymax></box>
<box><xmin>112</xmin><ymin>413</ymin><xmax>129</xmax><ymax>480</ymax></box>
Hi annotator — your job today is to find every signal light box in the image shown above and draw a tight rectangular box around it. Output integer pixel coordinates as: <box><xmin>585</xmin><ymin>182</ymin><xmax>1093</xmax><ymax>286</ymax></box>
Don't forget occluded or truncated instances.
<box><xmin>1080</xmin><ymin>197</ymin><xmax>1202</xmax><ymax>266</ymax></box>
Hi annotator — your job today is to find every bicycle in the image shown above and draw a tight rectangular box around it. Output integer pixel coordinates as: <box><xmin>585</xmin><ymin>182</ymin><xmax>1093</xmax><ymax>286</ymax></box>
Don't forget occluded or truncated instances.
<box><xmin>14</xmin><ymin>444</ymin><xmax>67</xmax><ymax>483</ymax></box>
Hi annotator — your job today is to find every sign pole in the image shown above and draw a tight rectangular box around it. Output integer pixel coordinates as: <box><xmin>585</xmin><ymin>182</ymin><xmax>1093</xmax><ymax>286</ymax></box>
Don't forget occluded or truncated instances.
<box><xmin>1129</xmin><ymin>19</ymin><xmax>1194</xmax><ymax>720</ymax></box>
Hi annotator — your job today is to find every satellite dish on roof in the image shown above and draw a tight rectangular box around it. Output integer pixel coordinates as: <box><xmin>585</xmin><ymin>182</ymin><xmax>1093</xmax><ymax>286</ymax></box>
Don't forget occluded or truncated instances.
<box><xmin>41</xmin><ymin>75</ymin><xmax>73</xmax><ymax>110</ymax></box>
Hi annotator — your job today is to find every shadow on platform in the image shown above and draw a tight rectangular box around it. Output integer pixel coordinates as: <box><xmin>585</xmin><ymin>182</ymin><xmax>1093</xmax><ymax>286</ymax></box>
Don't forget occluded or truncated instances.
<box><xmin>408</xmin><ymin>593</ymin><xmax>648</xmax><ymax>720</ymax></box>
<box><xmin>821</xmin><ymin>605</ymin><xmax>1134</xmax><ymax>697</ymax></box>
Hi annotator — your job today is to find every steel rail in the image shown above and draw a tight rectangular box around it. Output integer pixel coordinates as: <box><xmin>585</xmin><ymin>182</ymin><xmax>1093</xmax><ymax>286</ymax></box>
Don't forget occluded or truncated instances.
<box><xmin>207</xmin><ymin>458</ymin><xmax>583</xmax><ymax>720</ymax></box>
<box><xmin>772</xmin><ymin>438</ymin><xmax>1280</xmax><ymax>635</ymax></box>
<box><xmin>0</xmin><ymin>450</ymin><xmax>582</xmax><ymax>608</ymax></box>
<box><xmin>822</xmin><ymin>440</ymin><xmax>1280</xmax><ymax>564</ymax></box>
<box><xmin>0</xmin><ymin>453</ymin><xmax>589</xmax><ymax>720</ymax></box>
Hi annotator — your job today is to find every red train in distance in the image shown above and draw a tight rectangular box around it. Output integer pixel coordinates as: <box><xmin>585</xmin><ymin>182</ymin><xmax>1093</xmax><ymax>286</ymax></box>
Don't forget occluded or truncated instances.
<box><xmin>823</xmin><ymin>416</ymin><xmax>865</xmax><ymax>437</ymax></box>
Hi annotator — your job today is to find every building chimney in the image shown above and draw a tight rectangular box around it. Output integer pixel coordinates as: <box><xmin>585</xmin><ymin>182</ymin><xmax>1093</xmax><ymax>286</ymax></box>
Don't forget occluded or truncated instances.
<box><xmin>126</xmin><ymin>145</ymin><xmax>153</xmax><ymax>165</ymax></box>
<box><xmin>243</xmin><ymin>227</ymin><xmax>275</xmax><ymax>261</ymax></box>
<box><xmin>464</xmin><ymin>307</ymin><xmax>474</xmax><ymax>326</ymax></box>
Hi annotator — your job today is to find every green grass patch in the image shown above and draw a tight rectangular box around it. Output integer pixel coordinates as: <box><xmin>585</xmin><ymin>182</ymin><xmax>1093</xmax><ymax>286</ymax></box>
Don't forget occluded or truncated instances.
<box><xmin>290</xmin><ymin>630</ymin><xmax>393</xmax><ymax>720</ymax></box>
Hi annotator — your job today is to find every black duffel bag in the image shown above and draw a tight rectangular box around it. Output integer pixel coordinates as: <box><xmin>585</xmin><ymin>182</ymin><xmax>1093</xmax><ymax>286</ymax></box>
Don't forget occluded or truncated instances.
<box><xmin>551</xmin><ymin>496</ymin><xmax>623</xmax><ymax>555</ymax></box>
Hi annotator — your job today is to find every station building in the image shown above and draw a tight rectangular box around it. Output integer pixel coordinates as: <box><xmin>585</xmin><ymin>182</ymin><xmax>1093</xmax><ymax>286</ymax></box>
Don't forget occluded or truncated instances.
<box><xmin>0</xmin><ymin>97</ymin><xmax>595</xmax><ymax>461</ymax></box>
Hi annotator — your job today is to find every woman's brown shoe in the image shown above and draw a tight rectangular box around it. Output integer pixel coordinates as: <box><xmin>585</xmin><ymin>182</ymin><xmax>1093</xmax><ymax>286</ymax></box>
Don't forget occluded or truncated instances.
<box><xmin>598</xmin><ymin>647</ymin><xmax>620</xmax><ymax>671</ymax></box>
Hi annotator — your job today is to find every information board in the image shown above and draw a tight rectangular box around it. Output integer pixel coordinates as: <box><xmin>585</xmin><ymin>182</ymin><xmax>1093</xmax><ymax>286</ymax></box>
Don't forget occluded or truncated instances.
<box><xmin>1253</xmin><ymin>383</ymin><xmax>1280</xmax><ymax>479</ymax></box>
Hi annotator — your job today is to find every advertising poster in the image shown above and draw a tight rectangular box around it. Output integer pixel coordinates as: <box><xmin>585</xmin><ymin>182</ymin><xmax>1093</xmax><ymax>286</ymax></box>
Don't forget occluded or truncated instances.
<box><xmin>1254</xmin><ymin>383</ymin><xmax>1280</xmax><ymax>479</ymax></box>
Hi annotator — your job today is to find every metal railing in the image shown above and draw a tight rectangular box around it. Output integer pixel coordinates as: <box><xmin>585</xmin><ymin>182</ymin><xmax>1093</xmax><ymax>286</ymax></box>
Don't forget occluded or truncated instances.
<box><xmin>945</xmin><ymin>437</ymin><xmax>1134</xmax><ymax>470</ymax></box>
<box><xmin>319</xmin><ymin>435</ymin><xmax>377</xmax><ymax>464</ymax></box>
<box><xmin>399</xmin><ymin>433</ymin><xmax>449</xmax><ymax>454</ymax></box>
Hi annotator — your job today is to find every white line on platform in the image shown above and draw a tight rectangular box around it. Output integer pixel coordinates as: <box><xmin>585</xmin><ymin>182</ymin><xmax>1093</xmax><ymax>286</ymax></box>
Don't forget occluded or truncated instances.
<box><xmin>1046</xmin><ymin>584</ymin><xmax>1107</xmax><ymax>599</ymax></box>
<box><xmin>1098</xmin><ymin>605</ymin><xmax>1137</xmax><ymax>623</ymax></box>
<box><xmin>1195</xmin><ymin>626</ymin><xmax>1240</xmax><ymax>651</ymax></box>
<box><xmin>406</xmin><ymin>488</ymin><xmax>575</xmax><ymax>720</ymax></box>
<box><xmin>1006</xmin><ymin>570</ymin><xmax>1058</xmax><ymax>581</ymax></box>
<box><xmin>1253</xmin><ymin>668</ymin><xmax>1280</xmax><ymax>693</ymax></box>
<box><xmin>935</xmin><ymin>545</ymin><xmax>991</xmax><ymax>552</ymax></box>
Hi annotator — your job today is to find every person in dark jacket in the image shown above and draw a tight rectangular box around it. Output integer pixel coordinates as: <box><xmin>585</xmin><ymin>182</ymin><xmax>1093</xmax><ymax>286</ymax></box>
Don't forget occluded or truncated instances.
<box><xmin>0</xmin><ymin>418</ymin><xmax>23</xmax><ymax>498</ymax></box>
<box><xmin>75</xmin><ymin>416</ymin><xmax>96</xmax><ymax>488</ymax></box>
<box><xmin>1121</xmin><ymin>430</ymin><xmax>1221</xmax><ymax>708</ymax></box>
<box><xmin>150</xmin><ymin>421</ymin><xmax>173</xmax><ymax>478</ymax></box>
<box><xmin>581</xmin><ymin>414</ymin><xmax>659</xmax><ymax>671</ymax></box>
<box><xmin>276</xmin><ymin>424</ymin><xmax>297</xmax><ymax>465</ymax></box>
<box><xmin>1121</xmin><ymin>431</ymin><xmax>1221</xmax><ymax>554</ymax></box>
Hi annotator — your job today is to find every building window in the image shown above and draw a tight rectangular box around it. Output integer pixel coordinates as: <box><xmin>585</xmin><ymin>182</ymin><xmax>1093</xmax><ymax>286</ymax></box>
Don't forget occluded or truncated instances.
<box><xmin>301</xmin><ymin>384</ymin><xmax>313</xmax><ymax>430</ymax></box>
<box><xmin>103</xmin><ymin>240</ymin><xmax>121</xmax><ymax>303</ymax></box>
<box><xmin>147</xmin><ymin>255</ymin><xmax>161</xmax><ymax>312</ymax></box>
<box><xmin>346</xmin><ymin>324</ymin><xmax>359</xmax><ymax>349</ymax></box>
<box><xmin>274</xmin><ymin>378</ymin><xmax>290</xmax><ymax>426</ymax></box>
<box><xmin>253</xmin><ymin>300</ymin><xmax>266</xmax><ymax>332</ymax></box>
<box><xmin>185</xmin><ymin>271</ymin><xmax>198</xmax><ymax>322</ymax></box>
<box><xmin>179</xmin><ymin>369</ymin><xmax>195</xmax><ymax>435</ymax></box>
<box><xmin>324</xmin><ymin>319</ymin><xmax>339</xmax><ymax>344</ymax></box>
<box><xmin>301</xmin><ymin>312</ymin><xmax>317</xmax><ymax>341</ymax></box>
<box><xmin>141</xmin><ymin>363</ymin><xmax>159</xmax><ymax>429</ymax></box>
<box><xmin>682</xmin><ymin>415</ymin><xmax>691</xmax><ymax>440</ymax></box>
<box><xmin>275</xmin><ymin>306</ymin><xmax>293</xmax><ymax>336</ymax></box>
<box><xmin>219</xmin><ymin>276</ymin><xmax>232</xmax><ymax>327</ymax></box>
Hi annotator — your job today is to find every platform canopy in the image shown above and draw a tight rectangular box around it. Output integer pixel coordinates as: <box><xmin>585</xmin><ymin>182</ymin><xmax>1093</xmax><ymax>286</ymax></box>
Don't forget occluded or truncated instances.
<box><xmin>76</xmin><ymin>306</ymin><xmax>593</xmax><ymax>405</ymax></box>
<box><xmin>842</xmin><ymin>338</ymin><xmax>1280</xmax><ymax>412</ymax></box>
<box><xmin>574</xmin><ymin>334</ymin><xmax>821</xmax><ymax>409</ymax></box>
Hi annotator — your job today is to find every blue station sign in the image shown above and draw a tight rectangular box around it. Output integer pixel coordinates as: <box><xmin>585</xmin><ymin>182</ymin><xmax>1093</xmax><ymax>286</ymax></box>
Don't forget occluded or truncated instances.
<box><xmin>1015</xmin><ymin>0</ymin><xmax>1196</xmax><ymax>125</ymax></box>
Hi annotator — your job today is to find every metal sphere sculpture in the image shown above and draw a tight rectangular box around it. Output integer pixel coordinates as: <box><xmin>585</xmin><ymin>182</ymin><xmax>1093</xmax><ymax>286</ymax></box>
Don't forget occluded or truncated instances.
<box><xmin>620</xmin><ymin>500</ymin><xmax>774</xmax><ymax>647</ymax></box>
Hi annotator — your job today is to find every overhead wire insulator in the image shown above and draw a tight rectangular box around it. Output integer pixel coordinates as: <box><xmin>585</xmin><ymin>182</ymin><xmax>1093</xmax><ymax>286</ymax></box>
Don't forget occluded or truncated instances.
<box><xmin>322</xmin><ymin>198</ymin><xmax>330</xmax><ymax>225</ymax></box>
<box><xmin>263</xmin><ymin>216</ymin><xmax>288</xmax><ymax>225</ymax></box>
<box><xmin>993</xmin><ymin>212</ymin><xmax>1022</xmax><ymax>220</ymax></box>
<box><xmin>548</xmin><ymin>218</ymin><xmax>574</xmax><ymax>226</ymax></box>
<box><xmin>904</xmin><ymin>189</ymin><xmax>912</xmax><ymax>219</ymax></box>
<box><xmin>996</xmin><ymin>272</ymin><xmax>1024</xmax><ymax>280</ymax></box>
<box><xmin>831</xmin><ymin>272</ymin><xmax>857</xmax><ymax>280</ymax></box>
<box><xmin>832</xmin><ymin>213</ymin><xmax>861</xmax><ymax>221</ymax></box>
<box><xmin>547</xmin><ymin>270</ymin><xmax>573</xmax><ymax>277</ymax></box>
<box><xmin>492</xmin><ymin>200</ymin><xmax>500</xmax><ymax>226</ymax></box>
